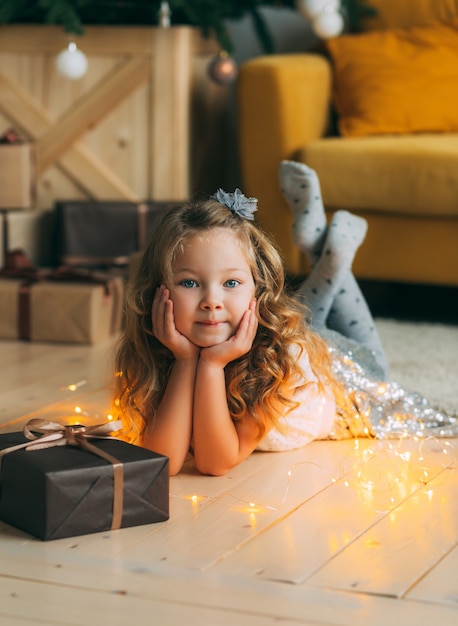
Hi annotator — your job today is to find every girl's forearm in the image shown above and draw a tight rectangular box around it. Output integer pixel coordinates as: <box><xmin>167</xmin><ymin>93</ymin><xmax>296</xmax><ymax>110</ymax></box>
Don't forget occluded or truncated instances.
<box><xmin>142</xmin><ymin>357</ymin><xmax>197</xmax><ymax>475</ymax></box>
<box><xmin>192</xmin><ymin>361</ymin><xmax>246</xmax><ymax>475</ymax></box>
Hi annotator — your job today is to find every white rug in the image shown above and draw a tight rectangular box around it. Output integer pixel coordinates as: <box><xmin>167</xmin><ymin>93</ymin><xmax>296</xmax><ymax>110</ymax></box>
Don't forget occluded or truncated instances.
<box><xmin>376</xmin><ymin>318</ymin><xmax>458</xmax><ymax>416</ymax></box>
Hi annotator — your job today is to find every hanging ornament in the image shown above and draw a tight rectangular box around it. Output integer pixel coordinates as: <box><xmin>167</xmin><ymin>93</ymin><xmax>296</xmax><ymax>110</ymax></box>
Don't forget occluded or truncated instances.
<box><xmin>313</xmin><ymin>6</ymin><xmax>345</xmax><ymax>38</ymax></box>
<box><xmin>208</xmin><ymin>51</ymin><xmax>238</xmax><ymax>85</ymax></box>
<box><xmin>158</xmin><ymin>1</ymin><xmax>171</xmax><ymax>28</ymax></box>
<box><xmin>296</xmin><ymin>0</ymin><xmax>344</xmax><ymax>39</ymax></box>
<box><xmin>55</xmin><ymin>42</ymin><xmax>88</xmax><ymax>80</ymax></box>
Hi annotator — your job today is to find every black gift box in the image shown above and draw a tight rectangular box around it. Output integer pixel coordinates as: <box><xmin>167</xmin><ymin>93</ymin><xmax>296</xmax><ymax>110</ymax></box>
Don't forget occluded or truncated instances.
<box><xmin>55</xmin><ymin>201</ymin><xmax>174</xmax><ymax>267</ymax></box>
<box><xmin>0</xmin><ymin>432</ymin><xmax>169</xmax><ymax>540</ymax></box>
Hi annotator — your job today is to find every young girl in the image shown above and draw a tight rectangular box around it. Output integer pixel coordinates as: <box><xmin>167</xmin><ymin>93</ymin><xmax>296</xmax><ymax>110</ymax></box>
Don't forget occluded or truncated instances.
<box><xmin>114</xmin><ymin>166</ymin><xmax>457</xmax><ymax>475</ymax></box>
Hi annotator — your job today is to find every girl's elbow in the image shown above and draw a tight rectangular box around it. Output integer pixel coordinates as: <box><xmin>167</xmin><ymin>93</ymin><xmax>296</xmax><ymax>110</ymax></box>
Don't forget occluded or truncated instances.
<box><xmin>197</xmin><ymin>465</ymin><xmax>230</xmax><ymax>477</ymax></box>
<box><xmin>194</xmin><ymin>456</ymin><xmax>237</xmax><ymax>476</ymax></box>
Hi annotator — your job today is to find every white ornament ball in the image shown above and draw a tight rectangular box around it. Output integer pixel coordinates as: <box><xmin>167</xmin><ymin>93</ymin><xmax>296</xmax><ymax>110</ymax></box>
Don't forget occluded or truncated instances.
<box><xmin>56</xmin><ymin>43</ymin><xmax>88</xmax><ymax>80</ymax></box>
<box><xmin>312</xmin><ymin>11</ymin><xmax>344</xmax><ymax>38</ymax></box>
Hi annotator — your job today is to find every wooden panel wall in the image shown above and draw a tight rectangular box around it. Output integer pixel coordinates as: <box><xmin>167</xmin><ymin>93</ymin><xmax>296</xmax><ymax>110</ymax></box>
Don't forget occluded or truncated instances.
<box><xmin>0</xmin><ymin>25</ymin><xmax>227</xmax><ymax>209</ymax></box>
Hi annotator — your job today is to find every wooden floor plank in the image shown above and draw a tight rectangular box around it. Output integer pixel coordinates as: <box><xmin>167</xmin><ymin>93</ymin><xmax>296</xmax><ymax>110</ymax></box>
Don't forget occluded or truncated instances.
<box><xmin>406</xmin><ymin>543</ymin><xmax>458</xmax><ymax>607</ymax></box>
<box><xmin>1</xmin><ymin>561</ymin><xmax>457</xmax><ymax>626</ymax></box>
<box><xmin>208</xmin><ymin>437</ymin><xmax>451</xmax><ymax>584</ymax></box>
<box><xmin>0</xmin><ymin>339</ymin><xmax>116</xmax><ymax>428</ymax></box>
<box><xmin>307</xmin><ymin>464</ymin><xmax>458</xmax><ymax>598</ymax></box>
<box><xmin>0</xmin><ymin>339</ymin><xmax>116</xmax><ymax>388</ymax></box>
<box><xmin>0</xmin><ymin>617</ymin><xmax>61</xmax><ymax>626</ymax></box>
<box><xmin>209</xmin><ymin>471</ymin><xmax>389</xmax><ymax>582</ymax></box>
<box><xmin>0</xmin><ymin>576</ymin><xmax>318</xmax><ymax>626</ymax></box>
<box><xmin>0</xmin><ymin>387</ymin><xmax>114</xmax><ymax>436</ymax></box>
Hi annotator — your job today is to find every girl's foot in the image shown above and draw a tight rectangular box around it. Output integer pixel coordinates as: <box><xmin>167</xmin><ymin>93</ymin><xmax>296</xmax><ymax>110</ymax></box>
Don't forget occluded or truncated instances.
<box><xmin>325</xmin><ymin>210</ymin><xmax>368</xmax><ymax>272</ymax></box>
<box><xmin>279</xmin><ymin>160</ymin><xmax>327</xmax><ymax>262</ymax></box>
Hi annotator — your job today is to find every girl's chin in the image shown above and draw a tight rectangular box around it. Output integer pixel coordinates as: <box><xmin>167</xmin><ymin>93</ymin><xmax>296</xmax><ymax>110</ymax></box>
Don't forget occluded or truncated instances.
<box><xmin>188</xmin><ymin>332</ymin><xmax>233</xmax><ymax>348</ymax></box>
<box><xmin>193</xmin><ymin>338</ymin><xmax>227</xmax><ymax>348</ymax></box>
<box><xmin>178</xmin><ymin>326</ymin><xmax>235</xmax><ymax>348</ymax></box>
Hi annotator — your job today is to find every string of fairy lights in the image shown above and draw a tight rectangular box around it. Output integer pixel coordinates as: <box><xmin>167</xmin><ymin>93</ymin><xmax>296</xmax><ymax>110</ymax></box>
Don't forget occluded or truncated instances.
<box><xmin>56</xmin><ymin>378</ymin><xmax>457</xmax><ymax>518</ymax></box>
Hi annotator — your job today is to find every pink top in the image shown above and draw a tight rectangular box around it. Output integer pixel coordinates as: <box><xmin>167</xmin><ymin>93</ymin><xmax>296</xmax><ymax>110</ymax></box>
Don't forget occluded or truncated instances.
<box><xmin>256</xmin><ymin>349</ymin><xmax>336</xmax><ymax>452</ymax></box>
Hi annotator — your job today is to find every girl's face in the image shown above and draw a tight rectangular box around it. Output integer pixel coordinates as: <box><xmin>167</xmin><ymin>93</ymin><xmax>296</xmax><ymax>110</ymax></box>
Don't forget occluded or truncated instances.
<box><xmin>168</xmin><ymin>228</ymin><xmax>256</xmax><ymax>347</ymax></box>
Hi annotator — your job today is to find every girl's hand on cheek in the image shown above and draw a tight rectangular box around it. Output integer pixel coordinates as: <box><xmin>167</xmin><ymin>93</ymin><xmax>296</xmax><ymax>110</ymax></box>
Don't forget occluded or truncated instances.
<box><xmin>200</xmin><ymin>298</ymin><xmax>258</xmax><ymax>368</ymax></box>
<box><xmin>152</xmin><ymin>285</ymin><xmax>199</xmax><ymax>360</ymax></box>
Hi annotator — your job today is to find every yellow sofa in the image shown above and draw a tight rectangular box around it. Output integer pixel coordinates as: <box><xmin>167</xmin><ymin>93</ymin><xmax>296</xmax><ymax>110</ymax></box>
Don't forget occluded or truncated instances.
<box><xmin>237</xmin><ymin>0</ymin><xmax>458</xmax><ymax>286</ymax></box>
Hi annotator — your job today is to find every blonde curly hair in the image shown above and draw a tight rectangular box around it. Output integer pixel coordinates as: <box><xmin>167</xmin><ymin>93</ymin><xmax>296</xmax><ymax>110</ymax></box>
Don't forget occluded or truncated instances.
<box><xmin>113</xmin><ymin>198</ymin><xmax>341</xmax><ymax>443</ymax></box>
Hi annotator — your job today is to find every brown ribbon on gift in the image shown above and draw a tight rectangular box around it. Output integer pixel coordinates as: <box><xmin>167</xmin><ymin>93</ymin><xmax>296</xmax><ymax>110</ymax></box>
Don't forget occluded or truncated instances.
<box><xmin>0</xmin><ymin>418</ymin><xmax>125</xmax><ymax>531</ymax></box>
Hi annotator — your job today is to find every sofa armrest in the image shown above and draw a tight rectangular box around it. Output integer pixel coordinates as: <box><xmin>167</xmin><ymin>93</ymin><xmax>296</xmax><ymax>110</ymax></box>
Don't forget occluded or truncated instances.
<box><xmin>237</xmin><ymin>53</ymin><xmax>332</xmax><ymax>272</ymax></box>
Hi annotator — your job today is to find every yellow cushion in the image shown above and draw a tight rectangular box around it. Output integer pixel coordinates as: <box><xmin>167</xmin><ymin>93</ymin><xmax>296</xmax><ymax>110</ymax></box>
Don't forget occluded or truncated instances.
<box><xmin>360</xmin><ymin>0</ymin><xmax>458</xmax><ymax>31</ymax></box>
<box><xmin>298</xmin><ymin>134</ymin><xmax>458</xmax><ymax>217</ymax></box>
<box><xmin>326</xmin><ymin>19</ymin><xmax>458</xmax><ymax>137</ymax></box>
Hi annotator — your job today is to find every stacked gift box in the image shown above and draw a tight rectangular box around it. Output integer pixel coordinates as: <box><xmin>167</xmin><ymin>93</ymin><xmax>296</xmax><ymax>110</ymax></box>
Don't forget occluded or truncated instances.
<box><xmin>0</xmin><ymin>196</ymin><xmax>174</xmax><ymax>344</ymax></box>
<box><xmin>0</xmin><ymin>130</ymin><xmax>172</xmax><ymax>539</ymax></box>
<box><xmin>0</xmin><ymin>128</ymin><xmax>49</xmax><ymax>270</ymax></box>
<box><xmin>0</xmin><ymin>127</ymin><xmax>178</xmax><ymax>344</ymax></box>
<box><xmin>0</xmin><ymin>129</ymin><xmax>175</xmax><ymax>272</ymax></box>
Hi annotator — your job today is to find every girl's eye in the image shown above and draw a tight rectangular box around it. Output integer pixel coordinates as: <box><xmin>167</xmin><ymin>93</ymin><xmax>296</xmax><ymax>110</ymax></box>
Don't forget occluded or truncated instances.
<box><xmin>225</xmin><ymin>279</ymin><xmax>240</xmax><ymax>288</ymax></box>
<box><xmin>180</xmin><ymin>279</ymin><xmax>197</xmax><ymax>288</ymax></box>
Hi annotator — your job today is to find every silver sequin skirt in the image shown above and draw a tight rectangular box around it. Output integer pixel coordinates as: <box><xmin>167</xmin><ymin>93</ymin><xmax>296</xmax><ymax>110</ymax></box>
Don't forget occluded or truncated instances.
<box><xmin>321</xmin><ymin>329</ymin><xmax>458</xmax><ymax>440</ymax></box>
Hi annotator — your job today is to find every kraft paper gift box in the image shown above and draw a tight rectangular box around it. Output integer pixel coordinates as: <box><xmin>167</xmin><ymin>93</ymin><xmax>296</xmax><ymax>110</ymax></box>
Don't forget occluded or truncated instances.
<box><xmin>0</xmin><ymin>143</ymin><xmax>35</xmax><ymax>209</ymax></box>
<box><xmin>0</xmin><ymin>428</ymin><xmax>169</xmax><ymax>541</ymax></box>
<box><xmin>0</xmin><ymin>272</ymin><xmax>124</xmax><ymax>344</ymax></box>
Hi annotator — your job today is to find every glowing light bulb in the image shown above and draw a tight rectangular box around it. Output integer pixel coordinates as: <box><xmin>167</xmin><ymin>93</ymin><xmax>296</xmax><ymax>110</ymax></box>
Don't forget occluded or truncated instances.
<box><xmin>64</xmin><ymin>379</ymin><xmax>86</xmax><ymax>391</ymax></box>
<box><xmin>399</xmin><ymin>452</ymin><xmax>411</xmax><ymax>461</ymax></box>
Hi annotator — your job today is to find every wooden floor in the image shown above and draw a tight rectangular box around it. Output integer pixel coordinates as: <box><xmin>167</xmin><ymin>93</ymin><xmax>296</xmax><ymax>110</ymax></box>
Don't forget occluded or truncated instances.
<box><xmin>0</xmin><ymin>336</ymin><xmax>457</xmax><ymax>625</ymax></box>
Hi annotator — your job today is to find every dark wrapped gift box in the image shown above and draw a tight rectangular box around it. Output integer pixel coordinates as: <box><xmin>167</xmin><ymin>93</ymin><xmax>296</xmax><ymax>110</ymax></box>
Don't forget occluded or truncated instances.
<box><xmin>0</xmin><ymin>429</ymin><xmax>169</xmax><ymax>540</ymax></box>
<box><xmin>55</xmin><ymin>201</ymin><xmax>174</xmax><ymax>267</ymax></box>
